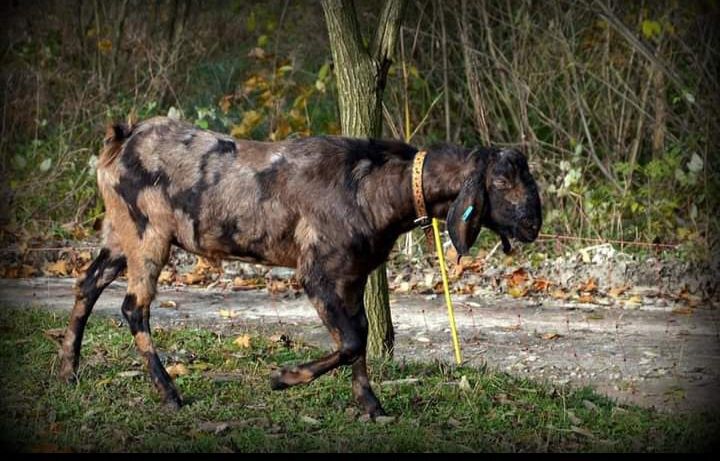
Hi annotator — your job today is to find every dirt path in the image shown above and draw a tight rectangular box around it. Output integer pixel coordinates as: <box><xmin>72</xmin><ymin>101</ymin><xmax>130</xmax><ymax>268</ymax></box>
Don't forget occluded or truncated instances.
<box><xmin>1</xmin><ymin>277</ymin><xmax>718</xmax><ymax>414</ymax></box>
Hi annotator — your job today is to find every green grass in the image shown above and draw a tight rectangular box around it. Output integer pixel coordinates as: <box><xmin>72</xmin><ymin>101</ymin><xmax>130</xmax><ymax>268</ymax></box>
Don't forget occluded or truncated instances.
<box><xmin>0</xmin><ymin>307</ymin><xmax>717</xmax><ymax>453</ymax></box>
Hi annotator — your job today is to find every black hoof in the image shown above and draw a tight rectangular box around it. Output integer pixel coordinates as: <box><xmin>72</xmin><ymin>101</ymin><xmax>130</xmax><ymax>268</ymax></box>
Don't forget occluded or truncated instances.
<box><xmin>367</xmin><ymin>407</ymin><xmax>387</xmax><ymax>419</ymax></box>
<box><xmin>58</xmin><ymin>357</ymin><xmax>78</xmax><ymax>384</ymax></box>
<box><xmin>269</xmin><ymin>370</ymin><xmax>289</xmax><ymax>391</ymax></box>
<box><xmin>163</xmin><ymin>392</ymin><xmax>183</xmax><ymax>410</ymax></box>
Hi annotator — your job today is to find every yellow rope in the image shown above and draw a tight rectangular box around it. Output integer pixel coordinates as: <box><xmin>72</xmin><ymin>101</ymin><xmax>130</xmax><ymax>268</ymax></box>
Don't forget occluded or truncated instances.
<box><xmin>431</xmin><ymin>218</ymin><xmax>462</xmax><ymax>365</ymax></box>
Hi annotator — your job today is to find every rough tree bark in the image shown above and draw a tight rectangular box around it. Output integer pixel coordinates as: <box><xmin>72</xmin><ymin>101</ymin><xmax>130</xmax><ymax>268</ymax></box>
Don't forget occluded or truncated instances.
<box><xmin>321</xmin><ymin>0</ymin><xmax>407</xmax><ymax>359</ymax></box>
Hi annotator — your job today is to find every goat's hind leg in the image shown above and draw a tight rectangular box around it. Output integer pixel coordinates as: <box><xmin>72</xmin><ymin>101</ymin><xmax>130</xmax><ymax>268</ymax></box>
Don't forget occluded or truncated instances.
<box><xmin>59</xmin><ymin>245</ymin><xmax>126</xmax><ymax>382</ymax></box>
<box><xmin>122</xmin><ymin>243</ymin><xmax>182</xmax><ymax>408</ymax></box>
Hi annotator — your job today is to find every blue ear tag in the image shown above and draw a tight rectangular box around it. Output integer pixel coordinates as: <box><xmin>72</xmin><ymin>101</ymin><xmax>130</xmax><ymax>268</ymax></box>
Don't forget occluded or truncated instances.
<box><xmin>462</xmin><ymin>205</ymin><xmax>474</xmax><ymax>222</ymax></box>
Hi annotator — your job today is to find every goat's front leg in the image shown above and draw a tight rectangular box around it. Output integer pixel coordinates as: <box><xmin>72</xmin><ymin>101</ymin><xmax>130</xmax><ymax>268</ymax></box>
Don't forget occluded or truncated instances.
<box><xmin>269</xmin><ymin>269</ymin><xmax>385</xmax><ymax>417</ymax></box>
<box><xmin>351</xmin><ymin>355</ymin><xmax>385</xmax><ymax>417</ymax></box>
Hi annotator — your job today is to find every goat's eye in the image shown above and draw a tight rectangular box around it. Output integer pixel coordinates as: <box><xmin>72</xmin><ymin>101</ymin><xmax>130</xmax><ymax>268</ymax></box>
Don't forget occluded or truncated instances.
<box><xmin>493</xmin><ymin>178</ymin><xmax>512</xmax><ymax>189</ymax></box>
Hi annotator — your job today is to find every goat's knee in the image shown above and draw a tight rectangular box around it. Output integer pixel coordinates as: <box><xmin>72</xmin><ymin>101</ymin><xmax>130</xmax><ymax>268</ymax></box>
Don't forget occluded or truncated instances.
<box><xmin>339</xmin><ymin>336</ymin><xmax>365</xmax><ymax>364</ymax></box>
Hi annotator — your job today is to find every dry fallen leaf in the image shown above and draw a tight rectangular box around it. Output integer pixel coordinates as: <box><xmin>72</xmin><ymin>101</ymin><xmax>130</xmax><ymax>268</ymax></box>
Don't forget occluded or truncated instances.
<box><xmin>396</xmin><ymin>281</ymin><xmax>413</xmax><ymax>293</ymax></box>
<box><xmin>166</xmin><ymin>363</ymin><xmax>189</xmax><ymax>378</ymax></box>
<box><xmin>234</xmin><ymin>334</ymin><xmax>252</xmax><ymax>348</ymax></box>
<box><xmin>195</xmin><ymin>256</ymin><xmax>223</xmax><ymax>274</ymax></box>
<box><xmin>219</xmin><ymin>309</ymin><xmax>237</xmax><ymax>319</ymax></box>
<box><xmin>43</xmin><ymin>328</ymin><xmax>66</xmax><ymax>346</ymax></box>
<box><xmin>269</xmin><ymin>334</ymin><xmax>292</xmax><ymax>348</ymax></box>
<box><xmin>551</xmin><ymin>288</ymin><xmax>570</xmax><ymax>300</ymax></box>
<box><xmin>608</xmin><ymin>285</ymin><xmax>630</xmax><ymax>298</ymax></box>
<box><xmin>625</xmin><ymin>295</ymin><xmax>643</xmax><ymax>306</ymax></box>
<box><xmin>578</xmin><ymin>277</ymin><xmax>598</xmax><ymax>293</ymax></box>
<box><xmin>159</xmin><ymin>300</ymin><xmax>177</xmax><ymax>309</ymax></box>
<box><xmin>44</xmin><ymin>259</ymin><xmax>69</xmax><ymax>276</ymax></box>
<box><xmin>267</xmin><ymin>280</ymin><xmax>288</xmax><ymax>294</ymax></box>
<box><xmin>506</xmin><ymin>268</ymin><xmax>528</xmax><ymax>287</ymax></box>
<box><xmin>677</xmin><ymin>288</ymin><xmax>702</xmax><ymax>307</ymax></box>
<box><xmin>508</xmin><ymin>285</ymin><xmax>529</xmax><ymax>298</ymax></box>
<box><xmin>158</xmin><ymin>269</ymin><xmax>175</xmax><ymax>285</ymax></box>
<box><xmin>452</xmin><ymin>256</ymin><xmax>476</xmax><ymax>278</ymax></box>
<box><xmin>183</xmin><ymin>271</ymin><xmax>206</xmax><ymax>285</ymax></box>
<box><xmin>578</xmin><ymin>294</ymin><xmax>595</xmax><ymax>304</ymax></box>
<box><xmin>671</xmin><ymin>306</ymin><xmax>693</xmax><ymax>315</ymax></box>
<box><xmin>531</xmin><ymin>278</ymin><xmax>553</xmax><ymax>292</ymax></box>
<box><xmin>446</xmin><ymin>246</ymin><xmax>458</xmax><ymax>264</ymax></box>
<box><xmin>541</xmin><ymin>332</ymin><xmax>562</xmax><ymax>340</ymax></box>
<box><xmin>232</xmin><ymin>276</ymin><xmax>265</xmax><ymax>290</ymax></box>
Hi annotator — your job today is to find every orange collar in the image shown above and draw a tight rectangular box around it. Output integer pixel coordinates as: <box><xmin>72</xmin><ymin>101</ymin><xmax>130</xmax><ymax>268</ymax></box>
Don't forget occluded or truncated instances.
<box><xmin>412</xmin><ymin>151</ymin><xmax>435</xmax><ymax>251</ymax></box>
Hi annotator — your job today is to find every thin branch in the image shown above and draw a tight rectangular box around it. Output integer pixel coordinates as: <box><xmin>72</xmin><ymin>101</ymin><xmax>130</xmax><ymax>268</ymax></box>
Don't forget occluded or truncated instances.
<box><xmin>370</xmin><ymin>0</ymin><xmax>408</xmax><ymax>64</ymax></box>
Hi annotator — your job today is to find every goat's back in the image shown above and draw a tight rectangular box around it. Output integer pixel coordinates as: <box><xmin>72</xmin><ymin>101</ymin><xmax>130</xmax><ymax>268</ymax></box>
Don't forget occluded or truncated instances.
<box><xmin>96</xmin><ymin>116</ymin><xmax>416</xmax><ymax>268</ymax></box>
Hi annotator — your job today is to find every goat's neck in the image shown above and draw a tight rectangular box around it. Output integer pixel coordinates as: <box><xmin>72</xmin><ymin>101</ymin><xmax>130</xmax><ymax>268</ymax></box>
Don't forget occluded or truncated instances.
<box><xmin>366</xmin><ymin>148</ymin><xmax>472</xmax><ymax>238</ymax></box>
<box><xmin>421</xmin><ymin>149</ymin><xmax>472</xmax><ymax>220</ymax></box>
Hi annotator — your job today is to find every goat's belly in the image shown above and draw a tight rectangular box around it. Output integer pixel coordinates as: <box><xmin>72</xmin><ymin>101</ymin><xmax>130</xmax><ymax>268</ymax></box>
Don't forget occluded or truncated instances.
<box><xmin>170</xmin><ymin>237</ymin><xmax>297</xmax><ymax>269</ymax></box>
<box><xmin>191</xmin><ymin>235</ymin><xmax>299</xmax><ymax>268</ymax></box>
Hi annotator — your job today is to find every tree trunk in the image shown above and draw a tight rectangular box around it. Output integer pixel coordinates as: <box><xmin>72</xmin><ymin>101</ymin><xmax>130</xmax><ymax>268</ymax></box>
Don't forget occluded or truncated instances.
<box><xmin>321</xmin><ymin>0</ymin><xmax>407</xmax><ymax>359</ymax></box>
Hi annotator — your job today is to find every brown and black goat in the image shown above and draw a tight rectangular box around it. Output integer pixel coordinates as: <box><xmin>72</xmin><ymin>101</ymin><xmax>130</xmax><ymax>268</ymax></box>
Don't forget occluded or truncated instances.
<box><xmin>58</xmin><ymin>116</ymin><xmax>542</xmax><ymax>417</ymax></box>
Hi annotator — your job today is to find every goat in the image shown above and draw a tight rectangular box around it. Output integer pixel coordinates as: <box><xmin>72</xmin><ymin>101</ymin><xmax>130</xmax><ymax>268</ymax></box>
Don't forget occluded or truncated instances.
<box><xmin>58</xmin><ymin>116</ymin><xmax>542</xmax><ymax>417</ymax></box>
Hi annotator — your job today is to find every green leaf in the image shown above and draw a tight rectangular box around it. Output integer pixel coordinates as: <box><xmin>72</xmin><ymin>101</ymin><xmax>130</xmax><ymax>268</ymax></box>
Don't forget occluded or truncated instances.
<box><xmin>39</xmin><ymin>158</ymin><xmax>52</xmax><ymax>172</ymax></box>
<box><xmin>13</xmin><ymin>154</ymin><xmax>27</xmax><ymax>169</ymax></box>
<box><xmin>246</xmin><ymin>11</ymin><xmax>256</xmax><ymax>32</ymax></box>
<box><xmin>318</xmin><ymin>62</ymin><xmax>331</xmax><ymax>81</ymax></box>
<box><xmin>196</xmin><ymin>119</ymin><xmax>209</xmax><ymax>130</ymax></box>
<box><xmin>674</xmin><ymin>168</ymin><xmax>686</xmax><ymax>184</ymax></box>
<box><xmin>641</xmin><ymin>20</ymin><xmax>662</xmax><ymax>39</ymax></box>
<box><xmin>277</xmin><ymin>65</ymin><xmax>293</xmax><ymax>74</ymax></box>
<box><xmin>167</xmin><ymin>106</ymin><xmax>181</xmax><ymax>120</ymax></box>
<box><xmin>687</xmin><ymin>153</ymin><xmax>703</xmax><ymax>174</ymax></box>
<box><xmin>574</xmin><ymin>143</ymin><xmax>583</xmax><ymax>156</ymax></box>
<box><xmin>257</xmin><ymin>34</ymin><xmax>269</xmax><ymax>48</ymax></box>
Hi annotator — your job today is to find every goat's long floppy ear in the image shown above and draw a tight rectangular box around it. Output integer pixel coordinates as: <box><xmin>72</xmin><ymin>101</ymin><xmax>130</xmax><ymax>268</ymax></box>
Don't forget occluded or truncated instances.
<box><xmin>447</xmin><ymin>174</ymin><xmax>485</xmax><ymax>256</ymax></box>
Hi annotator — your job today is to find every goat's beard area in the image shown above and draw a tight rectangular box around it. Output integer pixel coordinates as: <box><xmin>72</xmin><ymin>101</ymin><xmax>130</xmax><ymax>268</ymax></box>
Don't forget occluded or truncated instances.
<box><xmin>487</xmin><ymin>224</ymin><xmax>530</xmax><ymax>254</ymax></box>
<box><xmin>500</xmin><ymin>234</ymin><xmax>513</xmax><ymax>254</ymax></box>
<box><xmin>486</xmin><ymin>215</ymin><xmax>540</xmax><ymax>254</ymax></box>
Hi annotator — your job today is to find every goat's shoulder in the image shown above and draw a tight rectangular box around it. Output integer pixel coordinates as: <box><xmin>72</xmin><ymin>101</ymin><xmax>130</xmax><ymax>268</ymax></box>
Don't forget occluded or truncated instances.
<box><xmin>286</xmin><ymin>136</ymin><xmax>416</xmax><ymax>165</ymax></box>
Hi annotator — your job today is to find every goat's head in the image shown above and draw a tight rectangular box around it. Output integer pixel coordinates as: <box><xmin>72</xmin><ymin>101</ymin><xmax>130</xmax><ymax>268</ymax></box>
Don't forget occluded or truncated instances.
<box><xmin>447</xmin><ymin>147</ymin><xmax>542</xmax><ymax>255</ymax></box>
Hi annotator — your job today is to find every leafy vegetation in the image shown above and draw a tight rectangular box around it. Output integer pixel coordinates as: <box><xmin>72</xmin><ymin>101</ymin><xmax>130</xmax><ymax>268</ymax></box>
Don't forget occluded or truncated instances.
<box><xmin>0</xmin><ymin>307</ymin><xmax>717</xmax><ymax>452</ymax></box>
<box><xmin>0</xmin><ymin>1</ymin><xmax>717</xmax><ymax>258</ymax></box>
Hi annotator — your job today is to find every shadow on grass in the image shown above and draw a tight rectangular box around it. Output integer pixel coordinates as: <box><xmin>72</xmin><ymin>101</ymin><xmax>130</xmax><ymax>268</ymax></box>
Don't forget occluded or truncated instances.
<box><xmin>0</xmin><ymin>306</ymin><xmax>717</xmax><ymax>453</ymax></box>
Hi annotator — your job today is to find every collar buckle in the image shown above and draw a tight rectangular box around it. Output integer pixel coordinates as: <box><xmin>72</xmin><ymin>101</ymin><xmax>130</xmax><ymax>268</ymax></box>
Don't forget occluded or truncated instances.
<box><xmin>414</xmin><ymin>216</ymin><xmax>431</xmax><ymax>229</ymax></box>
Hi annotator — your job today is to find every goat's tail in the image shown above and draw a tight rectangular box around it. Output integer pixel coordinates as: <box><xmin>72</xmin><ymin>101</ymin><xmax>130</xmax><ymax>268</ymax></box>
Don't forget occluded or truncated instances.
<box><xmin>99</xmin><ymin>122</ymin><xmax>133</xmax><ymax>167</ymax></box>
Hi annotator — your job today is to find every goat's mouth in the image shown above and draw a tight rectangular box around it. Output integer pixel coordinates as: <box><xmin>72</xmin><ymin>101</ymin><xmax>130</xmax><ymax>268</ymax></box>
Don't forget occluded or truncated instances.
<box><xmin>493</xmin><ymin>224</ymin><xmax>538</xmax><ymax>254</ymax></box>
<box><xmin>516</xmin><ymin>227</ymin><xmax>539</xmax><ymax>243</ymax></box>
